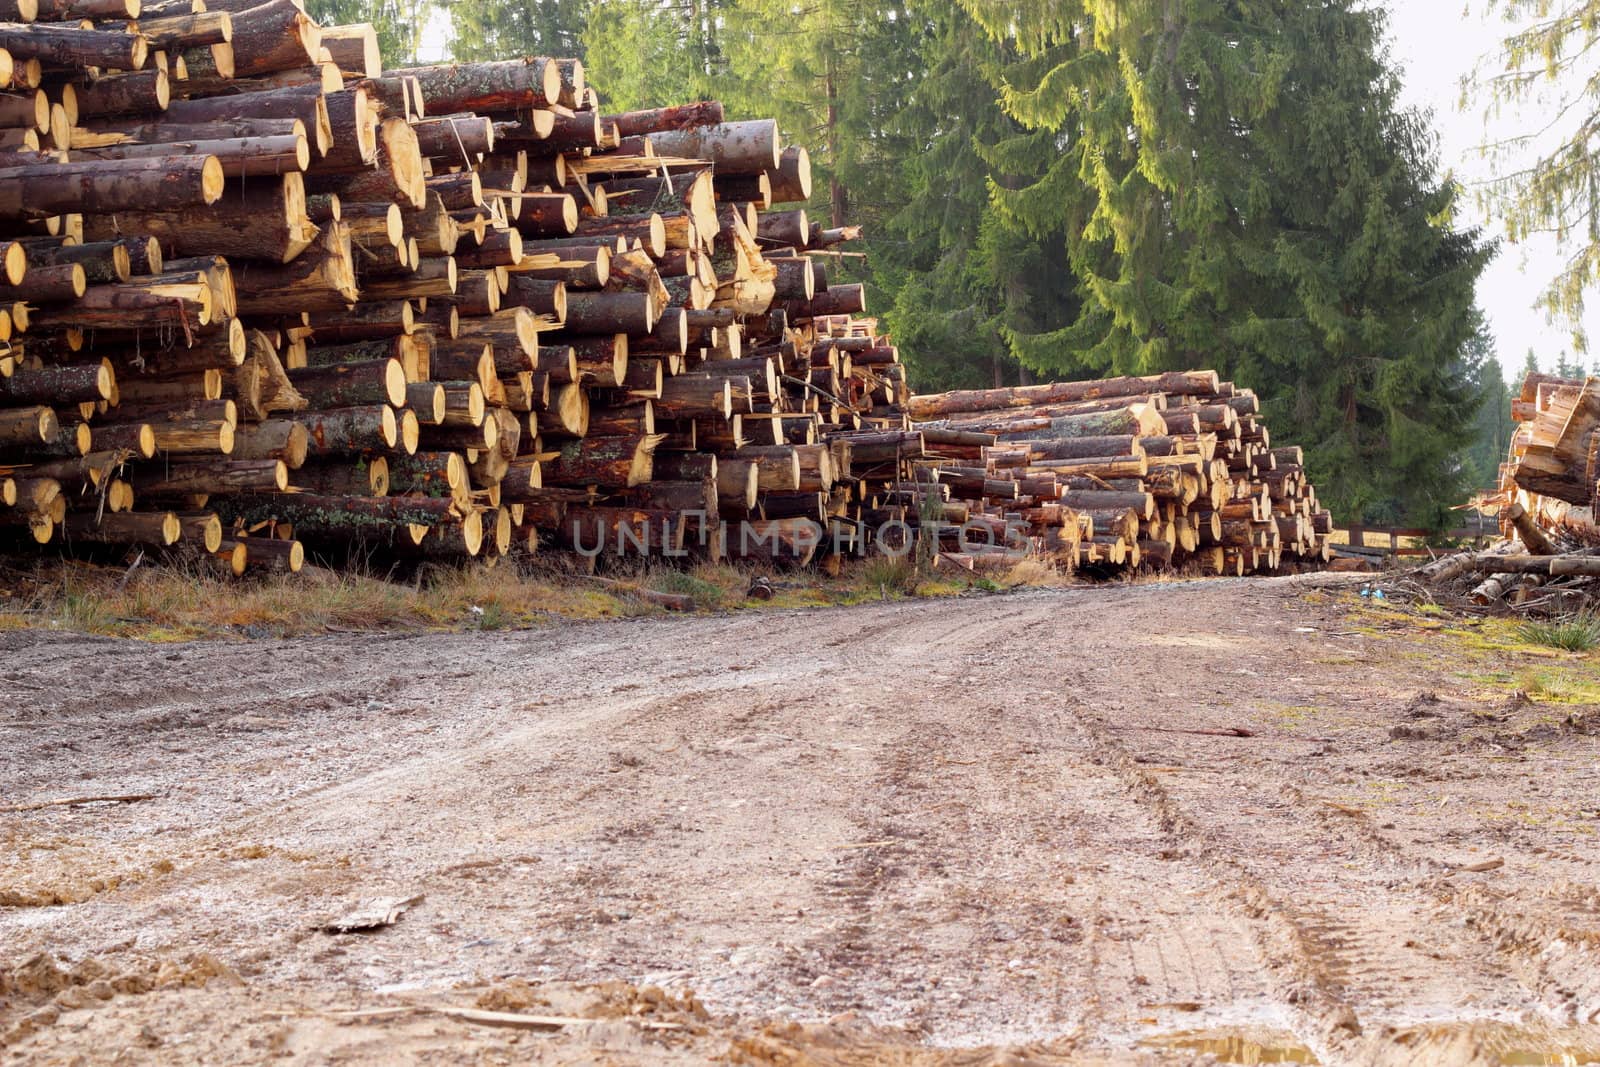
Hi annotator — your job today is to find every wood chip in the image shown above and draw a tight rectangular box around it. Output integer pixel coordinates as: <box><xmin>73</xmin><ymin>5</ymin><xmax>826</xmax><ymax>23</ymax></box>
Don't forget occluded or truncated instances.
<box><xmin>323</xmin><ymin>894</ymin><xmax>425</xmax><ymax>933</ymax></box>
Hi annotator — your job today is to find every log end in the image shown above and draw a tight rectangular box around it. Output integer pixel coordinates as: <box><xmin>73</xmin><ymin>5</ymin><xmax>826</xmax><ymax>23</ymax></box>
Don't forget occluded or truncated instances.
<box><xmin>382</xmin><ymin>357</ymin><xmax>406</xmax><ymax>407</ymax></box>
<box><xmin>459</xmin><ymin>508</ymin><xmax>484</xmax><ymax>556</ymax></box>
<box><xmin>2</xmin><ymin>241</ymin><xmax>25</xmax><ymax>287</ymax></box>
<box><xmin>283</xmin><ymin>421</ymin><xmax>309</xmax><ymax>469</ymax></box>
<box><xmin>367</xmin><ymin>454</ymin><xmax>388</xmax><ymax>495</ymax></box>
<box><xmin>396</xmin><ymin>406</ymin><xmax>417</xmax><ymax>454</ymax></box>
<box><xmin>199</xmin><ymin>154</ymin><xmax>226</xmax><ymax>205</ymax></box>
<box><xmin>199</xmin><ymin>512</ymin><xmax>223</xmax><ymax>553</ymax></box>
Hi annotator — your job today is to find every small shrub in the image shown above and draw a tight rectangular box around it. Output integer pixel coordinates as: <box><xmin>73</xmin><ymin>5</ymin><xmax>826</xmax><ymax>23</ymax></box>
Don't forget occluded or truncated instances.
<box><xmin>1516</xmin><ymin>614</ymin><xmax>1600</xmax><ymax>653</ymax></box>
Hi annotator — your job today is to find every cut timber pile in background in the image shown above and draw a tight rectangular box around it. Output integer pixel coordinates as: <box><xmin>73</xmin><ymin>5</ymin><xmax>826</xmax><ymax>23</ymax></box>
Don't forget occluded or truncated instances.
<box><xmin>907</xmin><ymin>372</ymin><xmax>1335</xmax><ymax>575</ymax></box>
<box><xmin>1416</xmin><ymin>370</ymin><xmax>1600</xmax><ymax>612</ymax></box>
<box><xmin>0</xmin><ymin>6</ymin><xmax>1328</xmax><ymax>580</ymax></box>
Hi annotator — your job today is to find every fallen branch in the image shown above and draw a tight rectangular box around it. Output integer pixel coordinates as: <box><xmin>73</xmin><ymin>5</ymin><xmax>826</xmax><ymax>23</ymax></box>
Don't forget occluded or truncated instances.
<box><xmin>439</xmin><ymin>1007</ymin><xmax>683</xmax><ymax>1032</ymax></box>
<box><xmin>580</xmin><ymin>575</ymin><xmax>693</xmax><ymax>611</ymax></box>
<box><xmin>1</xmin><ymin>792</ymin><xmax>157</xmax><ymax>812</ymax></box>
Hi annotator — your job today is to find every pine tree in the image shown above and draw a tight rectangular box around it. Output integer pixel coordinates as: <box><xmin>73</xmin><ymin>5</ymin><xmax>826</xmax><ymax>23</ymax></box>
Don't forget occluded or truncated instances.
<box><xmin>956</xmin><ymin>0</ymin><xmax>1492</xmax><ymax>525</ymax></box>
<box><xmin>1473</xmin><ymin>0</ymin><xmax>1600</xmax><ymax>350</ymax></box>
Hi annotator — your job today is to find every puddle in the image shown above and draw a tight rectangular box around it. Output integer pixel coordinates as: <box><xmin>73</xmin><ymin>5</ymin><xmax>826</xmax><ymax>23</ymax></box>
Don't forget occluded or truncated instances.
<box><xmin>1381</xmin><ymin>1022</ymin><xmax>1600</xmax><ymax>1066</ymax></box>
<box><xmin>1141</xmin><ymin>1029</ymin><xmax>1318</xmax><ymax>1064</ymax></box>
<box><xmin>1141</xmin><ymin>1023</ymin><xmax>1600</xmax><ymax>1066</ymax></box>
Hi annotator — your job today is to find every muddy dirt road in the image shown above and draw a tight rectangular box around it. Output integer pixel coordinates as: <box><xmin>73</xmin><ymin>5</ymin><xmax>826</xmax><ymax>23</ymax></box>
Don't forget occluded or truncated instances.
<box><xmin>2</xmin><ymin>578</ymin><xmax>1599</xmax><ymax>1064</ymax></box>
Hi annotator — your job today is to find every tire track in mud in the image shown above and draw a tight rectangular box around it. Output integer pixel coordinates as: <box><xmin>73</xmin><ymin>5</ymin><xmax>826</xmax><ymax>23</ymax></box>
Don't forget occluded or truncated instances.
<box><xmin>1055</xmin><ymin>702</ymin><xmax>1367</xmax><ymax>1062</ymax></box>
<box><xmin>778</xmin><ymin>599</ymin><xmax>1283</xmax><ymax>1047</ymax></box>
<box><xmin>4</xmin><ymin>581</ymin><xmax>1595</xmax><ymax>1063</ymax></box>
<box><xmin>1055</xmin><ymin>696</ymin><xmax>1600</xmax><ymax>1065</ymax></box>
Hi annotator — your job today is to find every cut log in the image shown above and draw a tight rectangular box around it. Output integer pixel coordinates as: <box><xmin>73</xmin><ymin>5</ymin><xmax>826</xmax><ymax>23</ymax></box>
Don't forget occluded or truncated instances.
<box><xmin>0</xmin><ymin>21</ymin><xmax>148</xmax><ymax>70</ymax></box>
<box><xmin>0</xmin><ymin>154</ymin><xmax>223</xmax><ymax>216</ymax></box>
<box><xmin>543</xmin><ymin>433</ymin><xmax>656</xmax><ymax>489</ymax></box>
<box><xmin>226</xmin><ymin>0</ymin><xmax>319</xmax><ymax>79</ymax></box>
<box><xmin>390</xmin><ymin>58</ymin><xmax>562</xmax><ymax>113</ymax></box>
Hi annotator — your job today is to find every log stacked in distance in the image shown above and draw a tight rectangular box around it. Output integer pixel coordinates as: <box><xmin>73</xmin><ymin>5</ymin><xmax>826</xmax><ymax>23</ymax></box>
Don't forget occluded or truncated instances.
<box><xmin>907</xmin><ymin>373</ymin><xmax>1335</xmax><ymax>575</ymax></box>
<box><xmin>1462</xmin><ymin>370</ymin><xmax>1600</xmax><ymax>605</ymax></box>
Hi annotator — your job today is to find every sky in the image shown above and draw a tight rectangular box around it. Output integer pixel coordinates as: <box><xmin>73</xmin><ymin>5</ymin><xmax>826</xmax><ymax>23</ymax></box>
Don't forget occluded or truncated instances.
<box><xmin>1383</xmin><ymin>2</ymin><xmax>1598</xmax><ymax>373</ymax></box>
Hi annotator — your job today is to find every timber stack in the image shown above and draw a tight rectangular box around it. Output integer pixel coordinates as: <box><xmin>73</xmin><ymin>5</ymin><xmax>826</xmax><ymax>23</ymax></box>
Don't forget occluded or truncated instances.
<box><xmin>907</xmin><ymin>372</ymin><xmax>1336</xmax><ymax>575</ymax></box>
<box><xmin>0</xmin><ymin>6</ymin><xmax>1326</xmax><ymax>579</ymax></box>
<box><xmin>0</xmin><ymin>2</ymin><xmax>924</xmax><ymax>573</ymax></box>
<box><xmin>1419</xmin><ymin>370</ymin><xmax>1600</xmax><ymax>610</ymax></box>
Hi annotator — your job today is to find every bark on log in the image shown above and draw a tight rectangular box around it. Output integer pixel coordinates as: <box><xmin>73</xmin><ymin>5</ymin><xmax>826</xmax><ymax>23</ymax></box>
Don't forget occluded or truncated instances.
<box><xmin>647</xmin><ymin>119</ymin><xmax>778</xmax><ymax>175</ymax></box>
<box><xmin>73</xmin><ymin>69</ymin><xmax>169</xmax><ymax>117</ymax></box>
<box><xmin>298</xmin><ymin>403</ymin><xmax>396</xmax><ymax>455</ymax></box>
<box><xmin>83</xmin><ymin>170</ymin><xmax>314</xmax><ymax>263</ymax></box>
<box><xmin>602</xmin><ymin>100</ymin><xmax>723</xmax><ymax>138</ymax></box>
<box><xmin>64</xmin><ymin>510</ymin><xmax>182</xmax><ymax>546</ymax></box>
<box><xmin>0</xmin><ymin>154</ymin><xmax>222</xmax><ymax>216</ymax></box>
<box><xmin>0</xmin><ymin>21</ymin><xmax>148</xmax><ymax>70</ymax></box>
<box><xmin>389</xmin><ymin>58</ymin><xmax>562</xmax><ymax>113</ymax></box>
<box><xmin>543</xmin><ymin>433</ymin><xmax>656</xmax><ymax>489</ymax></box>
<box><xmin>226</xmin><ymin>0</ymin><xmax>319</xmax><ymax>79</ymax></box>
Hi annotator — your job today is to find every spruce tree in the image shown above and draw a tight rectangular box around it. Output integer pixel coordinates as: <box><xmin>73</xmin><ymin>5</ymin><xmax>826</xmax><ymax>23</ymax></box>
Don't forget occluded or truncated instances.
<box><xmin>449</xmin><ymin>0</ymin><xmax>589</xmax><ymax>63</ymax></box>
<box><xmin>874</xmin><ymin>0</ymin><xmax>1073</xmax><ymax>390</ymax></box>
<box><xmin>956</xmin><ymin>0</ymin><xmax>1492</xmax><ymax>524</ymax></box>
<box><xmin>581</xmin><ymin>0</ymin><xmax>731</xmax><ymax>111</ymax></box>
<box><xmin>306</xmin><ymin>0</ymin><xmax>424</xmax><ymax>64</ymax></box>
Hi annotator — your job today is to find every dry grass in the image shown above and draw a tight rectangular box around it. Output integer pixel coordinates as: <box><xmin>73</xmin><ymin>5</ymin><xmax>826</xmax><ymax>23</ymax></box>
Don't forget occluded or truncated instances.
<box><xmin>0</xmin><ymin>553</ymin><xmax>1043</xmax><ymax>641</ymax></box>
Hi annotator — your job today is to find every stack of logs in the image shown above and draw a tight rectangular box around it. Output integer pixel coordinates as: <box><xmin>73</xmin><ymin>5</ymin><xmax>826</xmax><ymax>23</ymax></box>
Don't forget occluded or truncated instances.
<box><xmin>0</xmin><ymin>4</ymin><xmax>1331</xmax><ymax>579</ymax></box>
<box><xmin>1430</xmin><ymin>370</ymin><xmax>1600</xmax><ymax>608</ymax></box>
<box><xmin>0</xmin><ymin>2</ymin><xmax>931</xmax><ymax>573</ymax></box>
<box><xmin>906</xmin><ymin>372</ymin><xmax>1335</xmax><ymax>575</ymax></box>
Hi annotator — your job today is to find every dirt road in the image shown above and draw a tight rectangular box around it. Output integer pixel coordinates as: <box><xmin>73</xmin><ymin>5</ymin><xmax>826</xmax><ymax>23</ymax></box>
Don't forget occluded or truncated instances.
<box><xmin>3</xmin><ymin>579</ymin><xmax>1599</xmax><ymax>1064</ymax></box>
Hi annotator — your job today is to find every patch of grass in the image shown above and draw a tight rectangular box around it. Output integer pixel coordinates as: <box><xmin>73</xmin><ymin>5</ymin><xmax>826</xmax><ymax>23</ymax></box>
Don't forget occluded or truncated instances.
<box><xmin>862</xmin><ymin>555</ymin><xmax>919</xmax><ymax>598</ymax></box>
<box><xmin>1516</xmin><ymin>614</ymin><xmax>1600</xmax><ymax>653</ymax></box>
<box><xmin>0</xmin><ymin>546</ymin><xmax>1071</xmax><ymax>643</ymax></box>
<box><xmin>646</xmin><ymin>565</ymin><xmax>746</xmax><ymax>610</ymax></box>
<box><xmin>1516</xmin><ymin>668</ymin><xmax>1600</xmax><ymax>705</ymax></box>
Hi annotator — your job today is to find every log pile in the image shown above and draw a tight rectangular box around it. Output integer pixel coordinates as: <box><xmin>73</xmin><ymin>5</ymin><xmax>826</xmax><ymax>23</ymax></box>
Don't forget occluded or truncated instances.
<box><xmin>0</xmin><ymin>8</ymin><xmax>1329</xmax><ymax>581</ymax></box>
<box><xmin>0</xmin><ymin>6</ymin><xmax>923</xmax><ymax>572</ymax></box>
<box><xmin>907</xmin><ymin>373</ymin><xmax>1335</xmax><ymax>575</ymax></box>
<box><xmin>1421</xmin><ymin>370</ymin><xmax>1600</xmax><ymax>610</ymax></box>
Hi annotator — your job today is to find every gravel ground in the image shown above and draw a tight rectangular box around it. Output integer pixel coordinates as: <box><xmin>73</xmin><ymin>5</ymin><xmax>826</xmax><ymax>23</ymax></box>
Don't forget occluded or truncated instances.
<box><xmin>2</xmin><ymin>578</ymin><xmax>1598</xmax><ymax>1065</ymax></box>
